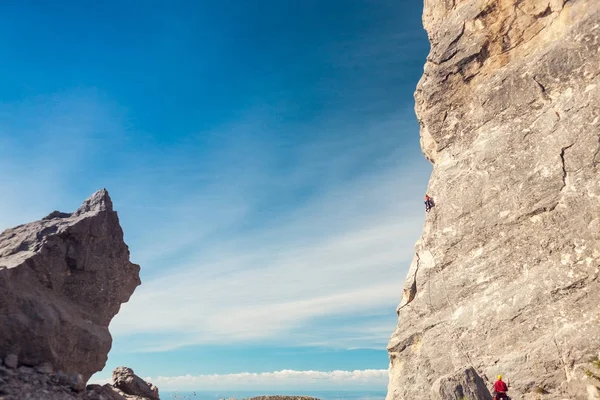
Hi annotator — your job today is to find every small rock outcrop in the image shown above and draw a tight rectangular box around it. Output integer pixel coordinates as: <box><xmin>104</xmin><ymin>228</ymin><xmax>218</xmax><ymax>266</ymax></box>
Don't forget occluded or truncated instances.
<box><xmin>0</xmin><ymin>189</ymin><xmax>141</xmax><ymax>381</ymax></box>
<box><xmin>86</xmin><ymin>367</ymin><xmax>159</xmax><ymax>400</ymax></box>
<box><xmin>430</xmin><ymin>367</ymin><xmax>492</xmax><ymax>400</ymax></box>
<box><xmin>112</xmin><ymin>367</ymin><xmax>159</xmax><ymax>400</ymax></box>
<box><xmin>388</xmin><ymin>0</ymin><xmax>600</xmax><ymax>399</ymax></box>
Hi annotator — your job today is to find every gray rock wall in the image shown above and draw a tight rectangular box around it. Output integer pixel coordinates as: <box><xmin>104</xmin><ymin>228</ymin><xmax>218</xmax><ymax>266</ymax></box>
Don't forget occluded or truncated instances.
<box><xmin>387</xmin><ymin>0</ymin><xmax>600</xmax><ymax>399</ymax></box>
<box><xmin>0</xmin><ymin>190</ymin><xmax>141</xmax><ymax>381</ymax></box>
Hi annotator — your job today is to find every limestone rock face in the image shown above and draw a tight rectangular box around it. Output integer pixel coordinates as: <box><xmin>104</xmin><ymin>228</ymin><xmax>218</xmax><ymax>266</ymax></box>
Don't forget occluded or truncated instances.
<box><xmin>388</xmin><ymin>0</ymin><xmax>600</xmax><ymax>399</ymax></box>
<box><xmin>0</xmin><ymin>190</ymin><xmax>141</xmax><ymax>381</ymax></box>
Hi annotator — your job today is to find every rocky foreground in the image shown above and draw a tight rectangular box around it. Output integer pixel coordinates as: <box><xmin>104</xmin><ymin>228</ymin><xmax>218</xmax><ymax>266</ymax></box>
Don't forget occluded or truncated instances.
<box><xmin>0</xmin><ymin>190</ymin><xmax>159</xmax><ymax>399</ymax></box>
<box><xmin>0</xmin><ymin>359</ymin><xmax>158</xmax><ymax>400</ymax></box>
<box><xmin>387</xmin><ymin>0</ymin><xmax>600</xmax><ymax>399</ymax></box>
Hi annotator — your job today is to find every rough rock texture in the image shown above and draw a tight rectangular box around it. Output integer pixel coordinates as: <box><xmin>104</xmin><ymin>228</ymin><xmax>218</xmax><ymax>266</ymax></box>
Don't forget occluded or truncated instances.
<box><xmin>0</xmin><ymin>362</ymin><xmax>84</xmax><ymax>400</ymax></box>
<box><xmin>0</xmin><ymin>362</ymin><xmax>159</xmax><ymax>400</ymax></box>
<box><xmin>388</xmin><ymin>0</ymin><xmax>600</xmax><ymax>399</ymax></box>
<box><xmin>0</xmin><ymin>190</ymin><xmax>141</xmax><ymax>381</ymax></box>
<box><xmin>112</xmin><ymin>367</ymin><xmax>159</xmax><ymax>400</ymax></box>
<box><xmin>430</xmin><ymin>367</ymin><xmax>492</xmax><ymax>400</ymax></box>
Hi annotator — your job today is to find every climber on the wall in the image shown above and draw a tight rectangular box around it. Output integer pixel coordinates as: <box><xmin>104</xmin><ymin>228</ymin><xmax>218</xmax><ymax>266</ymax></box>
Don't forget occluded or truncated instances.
<box><xmin>493</xmin><ymin>375</ymin><xmax>510</xmax><ymax>400</ymax></box>
<box><xmin>424</xmin><ymin>194</ymin><xmax>434</xmax><ymax>212</ymax></box>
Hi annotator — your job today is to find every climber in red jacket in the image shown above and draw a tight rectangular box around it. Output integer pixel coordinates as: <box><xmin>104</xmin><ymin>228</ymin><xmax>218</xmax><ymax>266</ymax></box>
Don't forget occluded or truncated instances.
<box><xmin>493</xmin><ymin>375</ymin><xmax>510</xmax><ymax>400</ymax></box>
<box><xmin>424</xmin><ymin>194</ymin><xmax>434</xmax><ymax>212</ymax></box>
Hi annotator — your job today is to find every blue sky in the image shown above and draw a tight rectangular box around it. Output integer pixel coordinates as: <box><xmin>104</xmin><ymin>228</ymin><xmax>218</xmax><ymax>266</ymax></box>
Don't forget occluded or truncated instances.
<box><xmin>0</xmin><ymin>0</ymin><xmax>430</xmax><ymax>392</ymax></box>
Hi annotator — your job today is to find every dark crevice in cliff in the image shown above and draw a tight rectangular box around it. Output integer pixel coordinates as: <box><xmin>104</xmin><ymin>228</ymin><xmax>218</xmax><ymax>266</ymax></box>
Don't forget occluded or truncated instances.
<box><xmin>389</xmin><ymin>323</ymin><xmax>440</xmax><ymax>354</ymax></box>
<box><xmin>440</xmin><ymin>23</ymin><xmax>466</xmax><ymax>64</ymax></box>
<box><xmin>554</xmin><ymin>110</ymin><xmax>562</xmax><ymax>122</ymax></box>
<box><xmin>532</xmin><ymin>75</ymin><xmax>551</xmax><ymax>101</ymax></box>
<box><xmin>550</xmin><ymin>278</ymin><xmax>587</xmax><ymax>299</ymax></box>
<box><xmin>459</xmin><ymin>42</ymin><xmax>490</xmax><ymax>83</ymax></box>
<box><xmin>520</xmin><ymin>203</ymin><xmax>559</xmax><ymax>220</ymax></box>
<box><xmin>560</xmin><ymin>143</ymin><xmax>574</xmax><ymax>190</ymax></box>
<box><xmin>397</xmin><ymin>252</ymin><xmax>420</xmax><ymax>315</ymax></box>
<box><xmin>535</xmin><ymin>5</ymin><xmax>552</xmax><ymax>19</ymax></box>
<box><xmin>428</xmin><ymin>23</ymin><xmax>466</xmax><ymax>66</ymax></box>
<box><xmin>441</xmin><ymin>110</ymin><xmax>448</xmax><ymax>127</ymax></box>
<box><xmin>481</xmin><ymin>139</ymin><xmax>577</xmax><ymax>229</ymax></box>
<box><xmin>389</xmin><ymin>332</ymin><xmax>421</xmax><ymax>354</ymax></box>
<box><xmin>475</xmin><ymin>2</ymin><xmax>497</xmax><ymax>20</ymax></box>
<box><xmin>500</xmin><ymin>15</ymin><xmax>518</xmax><ymax>52</ymax></box>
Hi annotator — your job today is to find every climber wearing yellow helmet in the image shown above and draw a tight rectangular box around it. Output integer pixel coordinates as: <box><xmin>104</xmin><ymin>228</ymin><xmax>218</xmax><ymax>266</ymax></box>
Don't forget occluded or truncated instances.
<box><xmin>493</xmin><ymin>375</ymin><xmax>510</xmax><ymax>400</ymax></box>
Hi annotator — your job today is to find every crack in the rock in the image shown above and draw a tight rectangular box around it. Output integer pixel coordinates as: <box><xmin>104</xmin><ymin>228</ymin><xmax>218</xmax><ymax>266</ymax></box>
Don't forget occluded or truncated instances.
<box><xmin>534</xmin><ymin>5</ymin><xmax>552</xmax><ymax>19</ymax></box>
<box><xmin>397</xmin><ymin>252</ymin><xmax>421</xmax><ymax>315</ymax></box>
<box><xmin>560</xmin><ymin>143</ymin><xmax>575</xmax><ymax>190</ymax></box>
<box><xmin>532</xmin><ymin>75</ymin><xmax>552</xmax><ymax>102</ymax></box>
<box><xmin>550</xmin><ymin>277</ymin><xmax>588</xmax><ymax>298</ymax></box>
<box><xmin>526</xmin><ymin>204</ymin><xmax>559</xmax><ymax>218</ymax></box>
<box><xmin>512</xmin><ymin>143</ymin><xmax>574</xmax><ymax>221</ymax></box>
<box><xmin>458</xmin><ymin>41</ymin><xmax>490</xmax><ymax>83</ymax></box>
<box><xmin>440</xmin><ymin>23</ymin><xmax>466</xmax><ymax>64</ymax></box>
<box><xmin>475</xmin><ymin>1</ymin><xmax>497</xmax><ymax>20</ymax></box>
<box><xmin>428</xmin><ymin>23</ymin><xmax>466</xmax><ymax>66</ymax></box>
<box><xmin>389</xmin><ymin>322</ymin><xmax>441</xmax><ymax>353</ymax></box>
<box><xmin>554</xmin><ymin>109</ymin><xmax>561</xmax><ymax>122</ymax></box>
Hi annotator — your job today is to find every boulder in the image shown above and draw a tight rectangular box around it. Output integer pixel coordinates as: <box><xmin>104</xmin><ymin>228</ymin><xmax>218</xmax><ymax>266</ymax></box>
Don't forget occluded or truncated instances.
<box><xmin>430</xmin><ymin>367</ymin><xmax>492</xmax><ymax>400</ymax></box>
<box><xmin>35</xmin><ymin>362</ymin><xmax>54</xmax><ymax>374</ymax></box>
<box><xmin>112</xmin><ymin>367</ymin><xmax>159</xmax><ymax>400</ymax></box>
<box><xmin>4</xmin><ymin>353</ymin><xmax>18</xmax><ymax>369</ymax></box>
<box><xmin>0</xmin><ymin>189</ymin><xmax>141</xmax><ymax>381</ymax></box>
<box><xmin>69</xmin><ymin>373</ymin><xmax>86</xmax><ymax>392</ymax></box>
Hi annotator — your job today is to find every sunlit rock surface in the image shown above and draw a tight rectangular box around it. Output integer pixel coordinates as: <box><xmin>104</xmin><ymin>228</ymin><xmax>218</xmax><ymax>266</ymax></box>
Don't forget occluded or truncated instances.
<box><xmin>387</xmin><ymin>0</ymin><xmax>600</xmax><ymax>399</ymax></box>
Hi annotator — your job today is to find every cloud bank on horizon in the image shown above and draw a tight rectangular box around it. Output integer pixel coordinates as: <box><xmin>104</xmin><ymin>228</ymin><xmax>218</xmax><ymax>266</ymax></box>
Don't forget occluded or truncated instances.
<box><xmin>90</xmin><ymin>369</ymin><xmax>389</xmax><ymax>391</ymax></box>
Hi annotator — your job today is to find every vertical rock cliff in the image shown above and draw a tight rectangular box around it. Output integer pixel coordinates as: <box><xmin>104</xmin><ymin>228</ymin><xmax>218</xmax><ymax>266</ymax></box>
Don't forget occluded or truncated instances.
<box><xmin>388</xmin><ymin>0</ymin><xmax>600</xmax><ymax>399</ymax></box>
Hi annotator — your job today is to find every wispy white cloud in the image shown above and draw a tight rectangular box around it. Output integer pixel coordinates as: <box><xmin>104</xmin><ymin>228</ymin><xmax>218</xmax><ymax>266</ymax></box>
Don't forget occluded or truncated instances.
<box><xmin>0</xmin><ymin>88</ymin><xmax>430</xmax><ymax>356</ymax></box>
<box><xmin>89</xmin><ymin>369</ymin><xmax>389</xmax><ymax>391</ymax></box>
<box><xmin>110</xmin><ymin>139</ymin><xmax>428</xmax><ymax>351</ymax></box>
